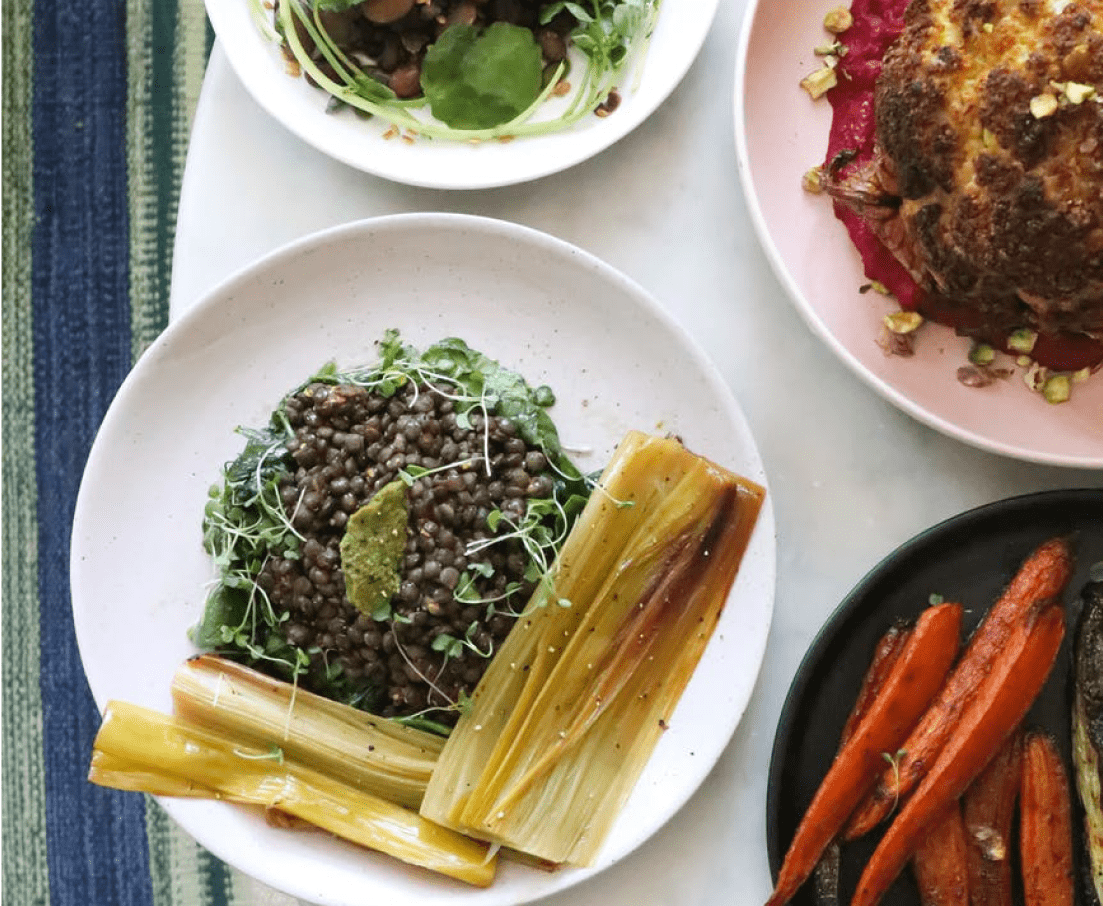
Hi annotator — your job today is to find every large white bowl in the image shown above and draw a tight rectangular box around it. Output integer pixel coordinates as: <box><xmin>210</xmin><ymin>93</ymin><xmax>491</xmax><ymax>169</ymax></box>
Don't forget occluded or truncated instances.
<box><xmin>72</xmin><ymin>213</ymin><xmax>775</xmax><ymax>906</ymax></box>
<box><xmin>205</xmin><ymin>0</ymin><xmax>719</xmax><ymax>189</ymax></box>
<box><xmin>734</xmin><ymin>0</ymin><xmax>1103</xmax><ymax>468</ymax></box>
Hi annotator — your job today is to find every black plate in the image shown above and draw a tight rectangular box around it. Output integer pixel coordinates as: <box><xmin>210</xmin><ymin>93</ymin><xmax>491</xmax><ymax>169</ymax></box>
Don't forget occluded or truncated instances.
<box><xmin>767</xmin><ymin>489</ymin><xmax>1103</xmax><ymax>906</ymax></box>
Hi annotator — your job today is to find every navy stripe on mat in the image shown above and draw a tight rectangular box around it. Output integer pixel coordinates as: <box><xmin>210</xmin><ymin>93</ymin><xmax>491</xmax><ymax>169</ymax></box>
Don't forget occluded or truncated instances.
<box><xmin>32</xmin><ymin>1</ymin><xmax>153</xmax><ymax>903</ymax></box>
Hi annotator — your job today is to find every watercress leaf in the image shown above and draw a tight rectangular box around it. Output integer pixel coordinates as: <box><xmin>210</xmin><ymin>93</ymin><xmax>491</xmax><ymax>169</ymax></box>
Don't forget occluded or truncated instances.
<box><xmin>421</xmin><ymin>23</ymin><xmax>543</xmax><ymax>130</ymax></box>
<box><xmin>563</xmin><ymin>2</ymin><xmax>594</xmax><ymax>23</ymax></box>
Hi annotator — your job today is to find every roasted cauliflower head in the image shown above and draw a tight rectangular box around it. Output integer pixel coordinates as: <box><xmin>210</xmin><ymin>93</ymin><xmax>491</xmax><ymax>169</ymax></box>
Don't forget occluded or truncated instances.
<box><xmin>871</xmin><ymin>0</ymin><xmax>1103</xmax><ymax>339</ymax></box>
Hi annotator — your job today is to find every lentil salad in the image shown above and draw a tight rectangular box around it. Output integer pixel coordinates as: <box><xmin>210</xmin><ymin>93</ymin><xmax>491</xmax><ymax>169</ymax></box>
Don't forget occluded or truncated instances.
<box><xmin>193</xmin><ymin>331</ymin><xmax>591</xmax><ymax>732</ymax></box>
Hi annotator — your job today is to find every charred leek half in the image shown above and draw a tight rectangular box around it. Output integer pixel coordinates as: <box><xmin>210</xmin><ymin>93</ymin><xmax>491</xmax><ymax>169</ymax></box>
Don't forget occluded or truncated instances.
<box><xmin>89</xmin><ymin>701</ymin><xmax>497</xmax><ymax>887</ymax></box>
<box><xmin>1074</xmin><ymin>580</ymin><xmax>1103</xmax><ymax>906</ymax></box>
<box><xmin>419</xmin><ymin>431</ymin><xmax>765</xmax><ymax>866</ymax></box>
<box><xmin>171</xmin><ymin>655</ymin><xmax>442</xmax><ymax>810</ymax></box>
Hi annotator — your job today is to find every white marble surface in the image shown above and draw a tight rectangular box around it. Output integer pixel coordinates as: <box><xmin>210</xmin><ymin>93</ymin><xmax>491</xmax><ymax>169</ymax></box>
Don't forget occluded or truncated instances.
<box><xmin>170</xmin><ymin>2</ymin><xmax>1103</xmax><ymax>903</ymax></box>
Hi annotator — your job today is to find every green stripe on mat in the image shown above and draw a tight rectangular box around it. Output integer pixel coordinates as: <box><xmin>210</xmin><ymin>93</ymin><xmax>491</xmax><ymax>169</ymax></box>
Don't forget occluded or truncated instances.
<box><xmin>1</xmin><ymin>0</ymin><xmax>49</xmax><ymax>901</ymax></box>
<box><xmin>126</xmin><ymin>1</ymin><xmax>221</xmax><ymax>903</ymax></box>
<box><xmin>126</xmin><ymin>0</ymin><xmax>211</xmax><ymax>358</ymax></box>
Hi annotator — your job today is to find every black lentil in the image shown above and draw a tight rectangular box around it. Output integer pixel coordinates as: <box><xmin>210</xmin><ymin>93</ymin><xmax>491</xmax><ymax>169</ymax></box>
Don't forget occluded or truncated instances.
<box><xmin>260</xmin><ymin>379</ymin><xmax>561</xmax><ymax>725</ymax></box>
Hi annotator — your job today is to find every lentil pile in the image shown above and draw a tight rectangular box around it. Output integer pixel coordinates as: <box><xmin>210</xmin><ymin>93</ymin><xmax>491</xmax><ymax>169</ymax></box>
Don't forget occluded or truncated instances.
<box><xmin>283</xmin><ymin>0</ymin><xmax>575</xmax><ymax>101</ymax></box>
<box><xmin>251</xmin><ymin>377</ymin><xmax>567</xmax><ymax>725</ymax></box>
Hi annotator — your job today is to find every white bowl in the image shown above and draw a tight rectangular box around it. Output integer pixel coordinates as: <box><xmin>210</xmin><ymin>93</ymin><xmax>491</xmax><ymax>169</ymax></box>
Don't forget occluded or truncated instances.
<box><xmin>72</xmin><ymin>213</ymin><xmax>776</xmax><ymax>906</ymax></box>
<box><xmin>205</xmin><ymin>0</ymin><xmax>719</xmax><ymax>189</ymax></box>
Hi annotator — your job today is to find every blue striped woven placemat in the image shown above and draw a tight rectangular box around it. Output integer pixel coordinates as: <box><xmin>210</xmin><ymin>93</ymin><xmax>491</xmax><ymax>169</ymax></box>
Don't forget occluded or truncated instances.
<box><xmin>0</xmin><ymin>3</ymin><xmax>282</xmax><ymax>903</ymax></box>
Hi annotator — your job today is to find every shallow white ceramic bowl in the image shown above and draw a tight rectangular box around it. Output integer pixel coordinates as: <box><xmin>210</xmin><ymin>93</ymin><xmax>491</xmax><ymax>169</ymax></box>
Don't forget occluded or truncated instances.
<box><xmin>205</xmin><ymin>0</ymin><xmax>718</xmax><ymax>189</ymax></box>
<box><xmin>72</xmin><ymin>213</ymin><xmax>776</xmax><ymax>906</ymax></box>
<box><xmin>734</xmin><ymin>0</ymin><xmax>1103</xmax><ymax>468</ymax></box>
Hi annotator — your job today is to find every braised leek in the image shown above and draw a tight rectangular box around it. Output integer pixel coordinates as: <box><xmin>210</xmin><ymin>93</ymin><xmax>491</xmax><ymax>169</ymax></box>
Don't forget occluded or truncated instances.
<box><xmin>419</xmin><ymin>431</ymin><xmax>765</xmax><ymax>866</ymax></box>
<box><xmin>171</xmin><ymin>655</ymin><xmax>442</xmax><ymax>810</ymax></box>
<box><xmin>89</xmin><ymin>700</ymin><xmax>497</xmax><ymax>887</ymax></box>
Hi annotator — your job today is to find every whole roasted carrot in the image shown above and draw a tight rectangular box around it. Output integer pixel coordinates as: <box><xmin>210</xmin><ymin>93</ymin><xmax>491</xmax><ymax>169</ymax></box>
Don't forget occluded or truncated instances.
<box><xmin>764</xmin><ymin>601</ymin><xmax>962</xmax><ymax>906</ymax></box>
<box><xmin>849</xmin><ymin>603</ymin><xmax>1066</xmax><ymax>906</ymax></box>
<box><xmin>814</xmin><ymin>620</ymin><xmax>915</xmax><ymax>905</ymax></box>
<box><xmin>845</xmin><ymin>537</ymin><xmax>1072</xmax><ymax>840</ymax></box>
<box><xmin>1020</xmin><ymin>731</ymin><xmax>1075</xmax><ymax>906</ymax></box>
<box><xmin>912</xmin><ymin>801</ymin><xmax>969</xmax><ymax>906</ymax></box>
<box><xmin>964</xmin><ymin>730</ymin><xmax>1023</xmax><ymax>906</ymax></box>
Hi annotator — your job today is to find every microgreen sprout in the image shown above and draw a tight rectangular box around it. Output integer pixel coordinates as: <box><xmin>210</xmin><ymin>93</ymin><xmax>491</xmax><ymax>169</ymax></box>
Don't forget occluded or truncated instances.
<box><xmin>233</xmin><ymin>745</ymin><xmax>286</xmax><ymax>764</ymax></box>
<box><xmin>882</xmin><ymin>748</ymin><xmax>907</xmax><ymax>810</ymax></box>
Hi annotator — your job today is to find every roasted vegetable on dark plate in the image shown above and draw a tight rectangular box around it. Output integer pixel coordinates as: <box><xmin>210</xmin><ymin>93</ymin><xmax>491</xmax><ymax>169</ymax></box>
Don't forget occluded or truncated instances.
<box><xmin>1074</xmin><ymin>579</ymin><xmax>1103</xmax><ymax>906</ymax></box>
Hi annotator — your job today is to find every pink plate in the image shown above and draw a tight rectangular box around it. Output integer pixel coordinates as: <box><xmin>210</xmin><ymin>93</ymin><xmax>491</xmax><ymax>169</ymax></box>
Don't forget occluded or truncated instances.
<box><xmin>734</xmin><ymin>0</ymin><xmax>1102</xmax><ymax>468</ymax></box>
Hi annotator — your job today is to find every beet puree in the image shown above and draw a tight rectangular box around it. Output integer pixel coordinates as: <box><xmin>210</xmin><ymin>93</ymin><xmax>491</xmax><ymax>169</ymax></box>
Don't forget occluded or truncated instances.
<box><xmin>823</xmin><ymin>0</ymin><xmax>1103</xmax><ymax>372</ymax></box>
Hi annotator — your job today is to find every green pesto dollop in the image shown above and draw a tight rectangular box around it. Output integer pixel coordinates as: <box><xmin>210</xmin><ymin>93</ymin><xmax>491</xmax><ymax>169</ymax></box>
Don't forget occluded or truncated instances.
<box><xmin>340</xmin><ymin>479</ymin><xmax>408</xmax><ymax>617</ymax></box>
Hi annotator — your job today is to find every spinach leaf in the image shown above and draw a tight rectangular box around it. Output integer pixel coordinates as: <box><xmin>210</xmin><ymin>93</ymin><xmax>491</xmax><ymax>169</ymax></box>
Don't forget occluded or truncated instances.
<box><xmin>420</xmin><ymin>23</ymin><xmax>543</xmax><ymax>130</ymax></box>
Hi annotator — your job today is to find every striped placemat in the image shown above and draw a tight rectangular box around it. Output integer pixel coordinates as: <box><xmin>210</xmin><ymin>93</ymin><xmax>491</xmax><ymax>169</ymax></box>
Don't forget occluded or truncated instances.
<box><xmin>2</xmin><ymin>3</ymin><xmax>298</xmax><ymax>903</ymax></box>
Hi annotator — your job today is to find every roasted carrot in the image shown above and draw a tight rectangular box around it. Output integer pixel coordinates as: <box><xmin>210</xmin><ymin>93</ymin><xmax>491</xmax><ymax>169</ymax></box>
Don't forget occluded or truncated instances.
<box><xmin>1020</xmin><ymin>730</ymin><xmax>1075</xmax><ymax>906</ymax></box>
<box><xmin>840</xmin><ymin>620</ymin><xmax>913</xmax><ymax>745</ymax></box>
<box><xmin>813</xmin><ymin>620</ymin><xmax>915</xmax><ymax>904</ymax></box>
<box><xmin>912</xmin><ymin>801</ymin><xmax>969</xmax><ymax>906</ymax></box>
<box><xmin>845</xmin><ymin>537</ymin><xmax>1072</xmax><ymax>840</ymax></box>
<box><xmin>849</xmin><ymin>603</ymin><xmax>1066</xmax><ymax>906</ymax></box>
<box><xmin>764</xmin><ymin>601</ymin><xmax>962</xmax><ymax>906</ymax></box>
<box><xmin>963</xmin><ymin>730</ymin><xmax>1023</xmax><ymax>906</ymax></box>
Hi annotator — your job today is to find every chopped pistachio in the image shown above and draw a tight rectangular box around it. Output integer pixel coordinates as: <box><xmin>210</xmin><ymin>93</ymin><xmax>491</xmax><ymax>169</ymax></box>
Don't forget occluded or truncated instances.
<box><xmin>1007</xmin><ymin>328</ymin><xmax>1038</xmax><ymax>354</ymax></box>
<box><xmin>823</xmin><ymin>6</ymin><xmax>853</xmax><ymax>33</ymax></box>
<box><xmin>1042</xmin><ymin>374</ymin><xmax>1071</xmax><ymax>404</ymax></box>
<box><xmin>981</xmin><ymin>128</ymin><xmax>998</xmax><ymax>149</ymax></box>
<box><xmin>1016</xmin><ymin>354</ymin><xmax>1033</xmax><ymax>367</ymax></box>
<box><xmin>884</xmin><ymin>311</ymin><xmax>924</xmax><ymax>334</ymax></box>
<box><xmin>982</xmin><ymin>22</ymin><xmax>994</xmax><ymax>33</ymax></box>
<box><xmin>868</xmin><ymin>280</ymin><xmax>890</xmax><ymax>295</ymax></box>
<box><xmin>800</xmin><ymin>66</ymin><xmax>838</xmax><ymax>99</ymax></box>
<box><xmin>1064</xmin><ymin>82</ymin><xmax>1095</xmax><ymax>104</ymax></box>
<box><xmin>1072</xmin><ymin>366</ymin><xmax>1093</xmax><ymax>383</ymax></box>
<box><xmin>814</xmin><ymin>41</ymin><xmax>845</xmax><ymax>57</ymax></box>
<box><xmin>1023</xmin><ymin>360</ymin><xmax>1048</xmax><ymax>392</ymax></box>
<box><xmin>1030</xmin><ymin>92</ymin><xmax>1059</xmax><ymax>119</ymax></box>
<box><xmin>969</xmin><ymin>343</ymin><xmax>996</xmax><ymax>366</ymax></box>
<box><xmin>802</xmin><ymin>166</ymin><xmax>825</xmax><ymax>194</ymax></box>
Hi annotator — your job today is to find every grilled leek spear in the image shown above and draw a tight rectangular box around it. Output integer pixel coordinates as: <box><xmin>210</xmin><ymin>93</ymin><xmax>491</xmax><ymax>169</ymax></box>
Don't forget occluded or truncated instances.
<box><xmin>419</xmin><ymin>431</ymin><xmax>765</xmax><ymax>866</ymax></box>
<box><xmin>88</xmin><ymin>700</ymin><xmax>497</xmax><ymax>887</ymax></box>
<box><xmin>171</xmin><ymin>655</ymin><xmax>442</xmax><ymax>810</ymax></box>
<box><xmin>1074</xmin><ymin>579</ymin><xmax>1103</xmax><ymax>906</ymax></box>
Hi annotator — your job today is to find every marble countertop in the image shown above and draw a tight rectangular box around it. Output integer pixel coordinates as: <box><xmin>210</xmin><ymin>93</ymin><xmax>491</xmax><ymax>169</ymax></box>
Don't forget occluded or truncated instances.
<box><xmin>169</xmin><ymin>2</ymin><xmax>1103</xmax><ymax>902</ymax></box>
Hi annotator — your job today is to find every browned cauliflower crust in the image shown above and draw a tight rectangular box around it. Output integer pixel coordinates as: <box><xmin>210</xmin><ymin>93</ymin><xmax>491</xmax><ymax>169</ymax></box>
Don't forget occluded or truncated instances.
<box><xmin>873</xmin><ymin>0</ymin><xmax>1103</xmax><ymax>339</ymax></box>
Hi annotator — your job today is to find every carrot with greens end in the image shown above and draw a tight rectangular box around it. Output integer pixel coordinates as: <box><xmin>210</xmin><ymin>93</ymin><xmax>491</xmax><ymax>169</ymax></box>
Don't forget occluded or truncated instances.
<box><xmin>849</xmin><ymin>603</ymin><xmax>1066</xmax><ymax>906</ymax></box>
<box><xmin>845</xmin><ymin>537</ymin><xmax>1073</xmax><ymax>841</ymax></box>
<box><xmin>964</xmin><ymin>730</ymin><xmax>1023</xmax><ymax>906</ymax></box>
<box><xmin>765</xmin><ymin>601</ymin><xmax>963</xmax><ymax>906</ymax></box>
<box><xmin>912</xmin><ymin>802</ymin><xmax>970</xmax><ymax>906</ymax></box>
<box><xmin>1020</xmin><ymin>731</ymin><xmax>1075</xmax><ymax>906</ymax></box>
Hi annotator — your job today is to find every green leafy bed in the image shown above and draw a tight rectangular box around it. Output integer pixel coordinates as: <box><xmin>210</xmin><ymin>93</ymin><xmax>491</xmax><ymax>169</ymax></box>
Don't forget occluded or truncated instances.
<box><xmin>192</xmin><ymin>331</ymin><xmax>592</xmax><ymax>724</ymax></box>
<box><xmin>261</xmin><ymin>0</ymin><xmax>662</xmax><ymax>138</ymax></box>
